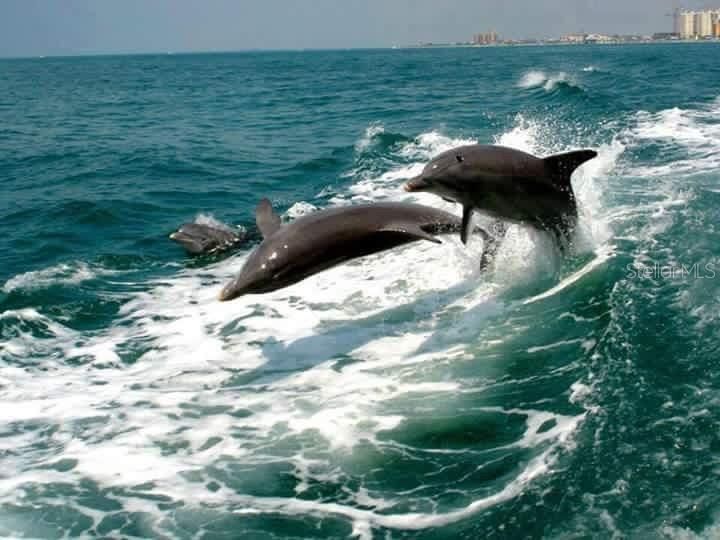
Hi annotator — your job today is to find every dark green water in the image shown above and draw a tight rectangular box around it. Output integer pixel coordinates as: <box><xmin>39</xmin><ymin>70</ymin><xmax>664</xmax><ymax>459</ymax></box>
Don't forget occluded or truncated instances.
<box><xmin>1</xmin><ymin>44</ymin><xmax>720</xmax><ymax>539</ymax></box>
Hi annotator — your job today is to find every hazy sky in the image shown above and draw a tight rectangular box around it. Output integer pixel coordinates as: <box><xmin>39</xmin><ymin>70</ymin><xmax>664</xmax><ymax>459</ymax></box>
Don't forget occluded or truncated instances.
<box><xmin>0</xmin><ymin>0</ymin><xmax>710</xmax><ymax>57</ymax></box>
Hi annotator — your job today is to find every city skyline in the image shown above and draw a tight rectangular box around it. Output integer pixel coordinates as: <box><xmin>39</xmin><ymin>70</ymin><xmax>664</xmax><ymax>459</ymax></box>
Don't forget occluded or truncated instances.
<box><xmin>0</xmin><ymin>0</ymin><xmax>717</xmax><ymax>58</ymax></box>
<box><xmin>678</xmin><ymin>8</ymin><xmax>720</xmax><ymax>38</ymax></box>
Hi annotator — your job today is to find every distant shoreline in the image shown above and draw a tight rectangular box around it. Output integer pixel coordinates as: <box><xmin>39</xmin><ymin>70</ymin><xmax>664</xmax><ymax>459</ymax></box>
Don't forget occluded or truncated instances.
<box><xmin>1</xmin><ymin>39</ymin><xmax>718</xmax><ymax>60</ymax></box>
<box><xmin>410</xmin><ymin>39</ymin><xmax>720</xmax><ymax>49</ymax></box>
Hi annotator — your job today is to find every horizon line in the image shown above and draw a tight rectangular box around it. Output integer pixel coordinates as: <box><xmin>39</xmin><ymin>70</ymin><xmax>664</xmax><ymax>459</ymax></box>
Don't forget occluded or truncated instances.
<box><xmin>0</xmin><ymin>39</ymin><xmax>711</xmax><ymax>61</ymax></box>
<box><xmin>0</xmin><ymin>46</ymin><xmax>403</xmax><ymax>61</ymax></box>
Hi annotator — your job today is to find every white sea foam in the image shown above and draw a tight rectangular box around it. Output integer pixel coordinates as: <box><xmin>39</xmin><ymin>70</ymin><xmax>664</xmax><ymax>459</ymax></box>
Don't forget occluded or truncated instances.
<box><xmin>632</xmin><ymin>102</ymin><xmax>720</xmax><ymax>179</ymax></box>
<box><xmin>285</xmin><ymin>201</ymin><xmax>319</xmax><ymax>218</ymax></box>
<box><xmin>494</xmin><ymin>114</ymin><xmax>541</xmax><ymax>153</ymax></box>
<box><xmin>518</xmin><ymin>70</ymin><xmax>548</xmax><ymax>89</ymax></box>
<box><xmin>0</xmin><ymin>116</ymin><xmax>622</xmax><ymax>537</ymax></box>
<box><xmin>601</xmin><ymin>100</ymin><xmax>720</xmax><ymax>249</ymax></box>
<box><xmin>517</xmin><ymin>70</ymin><xmax>578</xmax><ymax>92</ymax></box>
<box><xmin>193</xmin><ymin>213</ymin><xmax>238</xmax><ymax>233</ymax></box>
<box><xmin>229</xmin><ymin>410</ymin><xmax>583</xmax><ymax>539</ymax></box>
<box><xmin>661</xmin><ymin>520</ymin><xmax>720</xmax><ymax>540</ymax></box>
<box><xmin>2</xmin><ymin>262</ymin><xmax>104</xmax><ymax>294</ymax></box>
<box><xmin>635</xmin><ymin>107</ymin><xmax>713</xmax><ymax>145</ymax></box>
<box><xmin>355</xmin><ymin>122</ymin><xmax>385</xmax><ymax>152</ymax></box>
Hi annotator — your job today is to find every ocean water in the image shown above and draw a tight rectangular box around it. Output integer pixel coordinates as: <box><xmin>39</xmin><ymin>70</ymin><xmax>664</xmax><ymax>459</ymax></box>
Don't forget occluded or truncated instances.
<box><xmin>1</xmin><ymin>43</ymin><xmax>720</xmax><ymax>539</ymax></box>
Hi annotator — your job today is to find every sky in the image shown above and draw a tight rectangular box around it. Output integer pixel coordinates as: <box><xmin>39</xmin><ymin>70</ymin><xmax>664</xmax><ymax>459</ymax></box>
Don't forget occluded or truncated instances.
<box><xmin>0</xmin><ymin>0</ymin><xmax>711</xmax><ymax>57</ymax></box>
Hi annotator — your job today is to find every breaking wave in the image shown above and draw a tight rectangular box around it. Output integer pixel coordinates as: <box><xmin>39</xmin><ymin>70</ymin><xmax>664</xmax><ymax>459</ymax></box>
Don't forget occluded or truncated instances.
<box><xmin>517</xmin><ymin>70</ymin><xmax>583</xmax><ymax>93</ymax></box>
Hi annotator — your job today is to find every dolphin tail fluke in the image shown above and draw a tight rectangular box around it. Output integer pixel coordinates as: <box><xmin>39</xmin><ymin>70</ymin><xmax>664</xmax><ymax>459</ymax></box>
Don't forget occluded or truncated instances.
<box><xmin>543</xmin><ymin>149</ymin><xmax>598</xmax><ymax>190</ymax></box>
<box><xmin>461</xmin><ymin>206</ymin><xmax>473</xmax><ymax>245</ymax></box>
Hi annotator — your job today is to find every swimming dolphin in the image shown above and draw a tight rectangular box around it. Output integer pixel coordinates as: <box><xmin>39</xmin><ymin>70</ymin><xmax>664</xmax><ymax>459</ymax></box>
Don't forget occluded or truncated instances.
<box><xmin>404</xmin><ymin>144</ymin><xmax>597</xmax><ymax>247</ymax></box>
<box><xmin>219</xmin><ymin>199</ymin><xmax>477</xmax><ymax>301</ymax></box>
<box><xmin>170</xmin><ymin>222</ymin><xmax>247</xmax><ymax>255</ymax></box>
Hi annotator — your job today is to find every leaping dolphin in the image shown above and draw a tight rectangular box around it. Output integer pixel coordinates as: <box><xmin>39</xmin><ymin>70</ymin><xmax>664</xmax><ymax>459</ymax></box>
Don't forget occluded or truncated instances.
<box><xmin>219</xmin><ymin>199</ymin><xmax>481</xmax><ymax>301</ymax></box>
<box><xmin>404</xmin><ymin>144</ymin><xmax>597</xmax><ymax>248</ymax></box>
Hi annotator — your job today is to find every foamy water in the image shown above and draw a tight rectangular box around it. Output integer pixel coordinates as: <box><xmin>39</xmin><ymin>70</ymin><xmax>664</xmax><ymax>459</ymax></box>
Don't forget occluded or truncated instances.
<box><xmin>2</xmin><ymin>47</ymin><xmax>720</xmax><ymax>539</ymax></box>
<box><xmin>0</xmin><ymin>112</ymin><xmax>629</xmax><ymax>538</ymax></box>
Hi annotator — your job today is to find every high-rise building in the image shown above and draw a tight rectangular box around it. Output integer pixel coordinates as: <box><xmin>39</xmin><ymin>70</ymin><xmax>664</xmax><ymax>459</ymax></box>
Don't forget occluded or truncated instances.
<box><xmin>694</xmin><ymin>11</ymin><xmax>703</xmax><ymax>36</ymax></box>
<box><xmin>473</xmin><ymin>31</ymin><xmax>498</xmax><ymax>45</ymax></box>
<box><xmin>680</xmin><ymin>10</ymin><xmax>697</xmax><ymax>38</ymax></box>
<box><xmin>679</xmin><ymin>9</ymin><xmax>720</xmax><ymax>38</ymax></box>
<box><xmin>699</xmin><ymin>10</ymin><xmax>714</xmax><ymax>36</ymax></box>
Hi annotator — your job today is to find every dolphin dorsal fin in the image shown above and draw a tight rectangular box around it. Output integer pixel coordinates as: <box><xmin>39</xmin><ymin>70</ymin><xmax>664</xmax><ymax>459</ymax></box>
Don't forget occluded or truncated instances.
<box><xmin>256</xmin><ymin>198</ymin><xmax>282</xmax><ymax>238</ymax></box>
<box><xmin>543</xmin><ymin>150</ymin><xmax>597</xmax><ymax>190</ymax></box>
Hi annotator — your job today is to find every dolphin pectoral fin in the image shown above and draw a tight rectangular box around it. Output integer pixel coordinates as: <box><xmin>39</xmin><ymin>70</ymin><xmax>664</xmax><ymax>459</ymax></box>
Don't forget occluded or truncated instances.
<box><xmin>256</xmin><ymin>198</ymin><xmax>282</xmax><ymax>238</ymax></box>
<box><xmin>460</xmin><ymin>206</ymin><xmax>473</xmax><ymax>245</ymax></box>
<box><xmin>381</xmin><ymin>225</ymin><xmax>442</xmax><ymax>244</ymax></box>
<box><xmin>543</xmin><ymin>149</ymin><xmax>598</xmax><ymax>190</ymax></box>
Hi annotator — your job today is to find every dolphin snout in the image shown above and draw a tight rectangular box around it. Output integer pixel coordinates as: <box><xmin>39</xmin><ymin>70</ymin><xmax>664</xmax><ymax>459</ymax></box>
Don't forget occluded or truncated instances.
<box><xmin>404</xmin><ymin>175</ymin><xmax>431</xmax><ymax>192</ymax></box>
<box><xmin>219</xmin><ymin>275</ymin><xmax>251</xmax><ymax>302</ymax></box>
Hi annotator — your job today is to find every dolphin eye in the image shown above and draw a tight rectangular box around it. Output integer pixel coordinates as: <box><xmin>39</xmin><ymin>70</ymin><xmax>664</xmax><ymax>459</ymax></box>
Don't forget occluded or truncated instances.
<box><xmin>456</xmin><ymin>155</ymin><xmax>464</xmax><ymax>163</ymax></box>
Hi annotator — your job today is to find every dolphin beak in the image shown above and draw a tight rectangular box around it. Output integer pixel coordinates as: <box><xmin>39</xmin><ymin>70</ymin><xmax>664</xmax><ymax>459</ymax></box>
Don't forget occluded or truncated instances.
<box><xmin>218</xmin><ymin>275</ymin><xmax>250</xmax><ymax>302</ymax></box>
<box><xmin>404</xmin><ymin>174</ymin><xmax>431</xmax><ymax>192</ymax></box>
<box><xmin>170</xmin><ymin>231</ymin><xmax>204</xmax><ymax>255</ymax></box>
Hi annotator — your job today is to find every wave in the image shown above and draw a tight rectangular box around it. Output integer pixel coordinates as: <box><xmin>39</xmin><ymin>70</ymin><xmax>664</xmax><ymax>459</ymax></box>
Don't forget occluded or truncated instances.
<box><xmin>2</xmin><ymin>261</ymin><xmax>109</xmax><ymax>294</ymax></box>
<box><xmin>629</xmin><ymin>100</ymin><xmax>720</xmax><ymax>179</ymax></box>
<box><xmin>223</xmin><ymin>407</ymin><xmax>583</xmax><ymax>539</ymax></box>
<box><xmin>517</xmin><ymin>70</ymin><xmax>583</xmax><ymax>93</ymax></box>
<box><xmin>0</xmin><ymin>116</ymin><xmax>627</xmax><ymax>538</ymax></box>
<box><xmin>285</xmin><ymin>201</ymin><xmax>319</xmax><ymax>218</ymax></box>
<box><xmin>193</xmin><ymin>213</ymin><xmax>242</xmax><ymax>234</ymax></box>
<box><xmin>355</xmin><ymin>123</ymin><xmax>386</xmax><ymax>152</ymax></box>
<box><xmin>0</xmin><ymin>308</ymin><xmax>78</xmax><ymax>367</ymax></box>
<box><xmin>661</xmin><ymin>521</ymin><xmax>720</xmax><ymax>540</ymax></box>
<box><xmin>634</xmin><ymin>104</ymin><xmax>720</xmax><ymax>149</ymax></box>
<box><xmin>355</xmin><ymin>124</ymin><xmax>412</xmax><ymax>154</ymax></box>
<box><xmin>334</xmin><ymin>130</ymin><xmax>477</xmax><ymax>205</ymax></box>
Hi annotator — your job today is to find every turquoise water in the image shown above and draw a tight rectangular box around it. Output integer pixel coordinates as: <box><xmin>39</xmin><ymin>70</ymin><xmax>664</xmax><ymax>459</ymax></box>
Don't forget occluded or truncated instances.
<box><xmin>1</xmin><ymin>44</ymin><xmax>720</xmax><ymax>539</ymax></box>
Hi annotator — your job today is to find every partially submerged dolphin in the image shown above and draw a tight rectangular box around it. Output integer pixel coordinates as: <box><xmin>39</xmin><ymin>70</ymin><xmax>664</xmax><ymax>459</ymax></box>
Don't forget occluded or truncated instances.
<box><xmin>170</xmin><ymin>222</ymin><xmax>247</xmax><ymax>255</ymax></box>
<box><xmin>219</xmin><ymin>199</ymin><xmax>477</xmax><ymax>301</ymax></box>
<box><xmin>404</xmin><ymin>144</ymin><xmax>597</xmax><ymax>247</ymax></box>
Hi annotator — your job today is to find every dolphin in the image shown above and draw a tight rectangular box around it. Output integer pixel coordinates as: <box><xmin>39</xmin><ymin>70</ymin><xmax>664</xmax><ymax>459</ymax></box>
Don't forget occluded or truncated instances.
<box><xmin>404</xmin><ymin>144</ymin><xmax>597</xmax><ymax>248</ymax></box>
<box><xmin>219</xmin><ymin>199</ymin><xmax>477</xmax><ymax>301</ymax></box>
<box><xmin>170</xmin><ymin>222</ymin><xmax>247</xmax><ymax>255</ymax></box>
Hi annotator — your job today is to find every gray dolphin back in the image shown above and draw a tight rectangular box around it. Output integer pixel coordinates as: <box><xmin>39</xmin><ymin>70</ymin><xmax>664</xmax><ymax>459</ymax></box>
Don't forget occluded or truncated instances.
<box><xmin>170</xmin><ymin>222</ymin><xmax>246</xmax><ymax>255</ymax></box>
<box><xmin>218</xmin><ymin>201</ymin><xmax>470</xmax><ymax>301</ymax></box>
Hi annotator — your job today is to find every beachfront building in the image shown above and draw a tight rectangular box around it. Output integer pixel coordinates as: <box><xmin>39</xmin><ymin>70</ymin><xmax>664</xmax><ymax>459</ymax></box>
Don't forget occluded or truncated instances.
<box><xmin>585</xmin><ymin>33</ymin><xmax>615</xmax><ymax>43</ymax></box>
<box><xmin>473</xmin><ymin>31</ymin><xmax>499</xmax><ymax>45</ymax></box>
<box><xmin>560</xmin><ymin>33</ymin><xmax>587</xmax><ymax>43</ymax></box>
<box><xmin>700</xmin><ymin>11</ymin><xmax>714</xmax><ymax>36</ymax></box>
<box><xmin>680</xmin><ymin>11</ymin><xmax>693</xmax><ymax>37</ymax></box>
<box><xmin>679</xmin><ymin>9</ymin><xmax>720</xmax><ymax>38</ymax></box>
